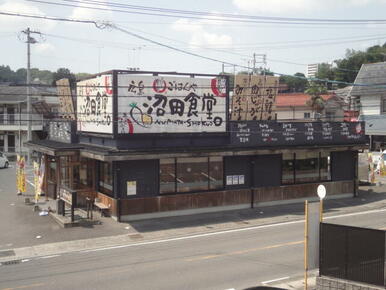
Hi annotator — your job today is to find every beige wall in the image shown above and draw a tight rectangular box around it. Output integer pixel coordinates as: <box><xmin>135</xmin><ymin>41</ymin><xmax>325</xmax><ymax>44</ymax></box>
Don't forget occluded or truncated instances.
<box><xmin>276</xmin><ymin>107</ymin><xmax>313</xmax><ymax>121</ymax></box>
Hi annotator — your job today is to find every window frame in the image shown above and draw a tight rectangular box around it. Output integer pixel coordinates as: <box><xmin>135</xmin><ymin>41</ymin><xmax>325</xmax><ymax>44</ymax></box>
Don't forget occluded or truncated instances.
<box><xmin>98</xmin><ymin>161</ymin><xmax>113</xmax><ymax>197</ymax></box>
<box><xmin>281</xmin><ymin>152</ymin><xmax>331</xmax><ymax>185</ymax></box>
<box><xmin>159</xmin><ymin>156</ymin><xmax>224</xmax><ymax>194</ymax></box>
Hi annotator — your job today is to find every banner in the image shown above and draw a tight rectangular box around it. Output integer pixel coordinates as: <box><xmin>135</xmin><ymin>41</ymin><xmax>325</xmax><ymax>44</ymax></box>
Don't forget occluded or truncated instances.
<box><xmin>38</xmin><ymin>156</ymin><xmax>46</xmax><ymax>197</ymax></box>
<box><xmin>34</xmin><ymin>161</ymin><xmax>40</xmax><ymax>201</ymax></box>
<box><xmin>16</xmin><ymin>155</ymin><xmax>20</xmax><ymax>193</ymax></box>
<box><xmin>17</xmin><ymin>156</ymin><xmax>26</xmax><ymax>193</ymax></box>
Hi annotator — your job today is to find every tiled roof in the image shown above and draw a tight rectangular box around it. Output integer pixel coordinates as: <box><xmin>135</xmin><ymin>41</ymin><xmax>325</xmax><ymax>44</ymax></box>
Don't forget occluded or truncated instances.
<box><xmin>350</xmin><ymin>62</ymin><xmax>386</xmax><ymax>97</ymax></box>
<box><xmin>276</xmin><ymin>93</ymin><xmax>332</xmax><ymax>107</ymax></box>
<box><xmin>0</xmin><ymin>84</ymin><xmax>57</xmax><ymax>103</ymax></box>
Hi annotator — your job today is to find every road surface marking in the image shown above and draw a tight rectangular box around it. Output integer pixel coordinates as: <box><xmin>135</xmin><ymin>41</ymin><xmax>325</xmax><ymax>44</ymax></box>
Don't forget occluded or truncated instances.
<box><xmin>261</xmin><ymin>276</ymin><xmax>290</xmax><ymax>284</ymax></box>
<box><xmin>186</xmin><ymin>240</ymin><xmax>302</xmax><ymax>262</ymax></box>
<box><xmin>82</xmin><ymin>208</ymin><xmax>386</xmax><ymax>254</ymax></box>
<box><xmin>36</xmin><ymin>255</ymin><xmax>61</xmax><ymax>260</ymax></box>
<box><xmin>2</xmin><ymin>283</ymin><xmax>45</xmax><ymax>290</ymax></box>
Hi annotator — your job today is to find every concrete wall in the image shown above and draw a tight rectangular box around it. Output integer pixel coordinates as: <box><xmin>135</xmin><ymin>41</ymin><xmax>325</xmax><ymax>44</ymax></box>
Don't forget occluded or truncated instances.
<box><xmin>316</xmin><ymin>276</ymin><xmax>384</xmax><ymax>290</ymax></box>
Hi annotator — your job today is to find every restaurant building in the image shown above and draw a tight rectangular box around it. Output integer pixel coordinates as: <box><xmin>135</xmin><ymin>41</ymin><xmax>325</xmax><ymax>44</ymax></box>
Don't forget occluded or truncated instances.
<box><xmin>26</xmin><ymin>70</ymin><xmax>367</xmax><ymax>221</ymax></box>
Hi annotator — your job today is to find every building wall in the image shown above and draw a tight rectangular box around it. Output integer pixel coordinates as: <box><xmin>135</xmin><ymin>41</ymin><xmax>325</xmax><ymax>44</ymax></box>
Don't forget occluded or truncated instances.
<box><xmin>331</xmin><ymin>151</ymin><xmax>356</xmax><ymax>181</ymax></box>
<box><xmin>276</xmin><ymin>108</ymin><xmax>313</xmax><ymax>121</ymax></box>
<box><xmin>361</xmin><ymin>96</ymin><xmax>380</xmax><ymax>115</ymax></box>
<box><xmin>119</xmin><ymin>180</ymin><xmax>354</xmax><ymax>220</ymax></box>
<box><xmin>112</xmin><ymin>150</ymin><xmax>357</xmax><ymax>219</ymax></box>
<box><xmin>116</xmin><ymin>160</ymin><xmax>159</xmax><ymax>198</ymax></box>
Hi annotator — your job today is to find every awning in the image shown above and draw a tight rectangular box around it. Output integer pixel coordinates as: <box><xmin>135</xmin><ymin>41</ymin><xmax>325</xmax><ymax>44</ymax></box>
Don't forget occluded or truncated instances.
<box><xmin>25</xmin><ymin>140</ymin><xmax>83</xmax><ymax>156</ymax></box>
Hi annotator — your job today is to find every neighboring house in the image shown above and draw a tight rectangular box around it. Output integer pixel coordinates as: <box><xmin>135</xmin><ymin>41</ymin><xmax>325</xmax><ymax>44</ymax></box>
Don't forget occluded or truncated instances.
<box><xmin>324</xmin><ymin>93</ymin><xmax>348</xmax><ymax>122</ymax></box>
<box><xmin>0</xmin><ymin>84</ymin><xmax>59</xmax><ymax>156</ymax></box>
<box><xmin>276</xmin><ymin>93</ymin><xmax>333</xmax><ymax>121</ymax></box>
<box><xmin>350</xmin><ymin>62</ymin><xmax>386</xmax><ymax>150</ymax></box>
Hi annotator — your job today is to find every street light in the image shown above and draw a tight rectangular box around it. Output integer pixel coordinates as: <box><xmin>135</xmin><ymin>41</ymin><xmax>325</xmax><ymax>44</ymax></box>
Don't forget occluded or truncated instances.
<box><xmin>317</xmin><ymin>184</ymin><xmax>326</xmax><ymax>222</ymax></box>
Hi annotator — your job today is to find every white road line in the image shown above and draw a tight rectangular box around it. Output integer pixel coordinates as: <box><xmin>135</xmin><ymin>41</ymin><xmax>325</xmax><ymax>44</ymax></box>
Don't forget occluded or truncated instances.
<box><xmin>21</xmin><ymin>259</ymin><xmax>30</xmax><ymax>263</ymax></box>
<box><xmin>36</xmin><ymin>255</ymin><xmax>61</xmax><ymax>260</ymax></box>
<box><xmin>81</xmin><ymin>208</ymin><xmax>386</xmax><ymax>254</ymax></box>
<box><xmin>324</xmin><ymin>208</ymin><xmax>386</xmax><ymax>220</ymax></box>
<box><xmin>261</xmin><ymin>276</ymin><xmax>290</xmax><ymax>284</ymax></box>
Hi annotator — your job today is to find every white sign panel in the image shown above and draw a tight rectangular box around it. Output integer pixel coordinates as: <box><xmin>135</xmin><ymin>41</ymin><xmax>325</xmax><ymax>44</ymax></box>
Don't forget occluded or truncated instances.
<box><xmin>127</xmin><ymin>181</ymin><xmax>137</xmax><ymax>196</ymax></box>
<box><xmin>77</xmin><ymin>74</ymin><xmax>113</xmax><ymax>133</ymax></box>
<box><xmin>117</xmin><ymin>75</ymin><xmax>227</xmax><ymax>133</ymax></box>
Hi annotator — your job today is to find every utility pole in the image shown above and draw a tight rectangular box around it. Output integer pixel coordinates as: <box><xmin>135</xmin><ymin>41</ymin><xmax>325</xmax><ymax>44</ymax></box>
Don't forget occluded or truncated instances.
<box><xmin>252</xmin><ymin>53</ymin><xmax>267</xmax><ymax>76</ymax></box>
<box><xmin>21</xmin><ymin>28</ymin><xmax>40</xmax><ymax>164</ymax></box>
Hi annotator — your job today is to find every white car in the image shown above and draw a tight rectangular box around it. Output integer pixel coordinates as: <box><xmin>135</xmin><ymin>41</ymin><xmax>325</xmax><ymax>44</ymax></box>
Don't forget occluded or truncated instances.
<box><xmin>0</xmin><ymin>152</ymin><xmax>9</xmax><ymax>168</ymax></box>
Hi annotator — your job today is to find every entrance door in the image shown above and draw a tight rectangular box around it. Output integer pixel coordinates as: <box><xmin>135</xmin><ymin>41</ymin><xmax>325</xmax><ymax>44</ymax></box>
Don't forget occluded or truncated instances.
<box><xmin>7</xmin><ymin>134</ymin><xmax>15</xmax><ymax>153</ymax></box>
<box><xmin>0</xmin><ymin>135</ymin><xmax>4</xmax><ymax>152</ymax></box>
<box><xmin>47</xmin><ymin>157</ymin><xmax>57</xmax><ymax>199</ymax></box>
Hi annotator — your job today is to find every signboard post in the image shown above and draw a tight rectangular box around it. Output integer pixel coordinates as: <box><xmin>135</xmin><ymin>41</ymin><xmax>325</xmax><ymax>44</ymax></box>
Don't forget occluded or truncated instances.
<box><xmin>59</xmin><ymin>187</ymin><xmax>77</xmax><ymax>222</ymax></box>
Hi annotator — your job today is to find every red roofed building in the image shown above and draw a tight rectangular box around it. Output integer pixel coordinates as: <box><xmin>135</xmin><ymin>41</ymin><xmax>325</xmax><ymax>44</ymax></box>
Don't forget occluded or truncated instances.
<box><xmin>276</xmin><ymin>93</ymin><xmax>338</xmax><ymax>121</ymax></box>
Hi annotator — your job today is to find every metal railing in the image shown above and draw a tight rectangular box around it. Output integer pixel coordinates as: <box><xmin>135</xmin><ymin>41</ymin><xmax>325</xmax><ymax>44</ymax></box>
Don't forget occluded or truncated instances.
<box><xmin>320</xmin><ymin>223</ymin><xmax>386</xmax><ymax>287</ymax></box>
<box><xmin>0</xmin><ymin>113</ymin><xmax>43</xmax><ymax>126</ymax></box>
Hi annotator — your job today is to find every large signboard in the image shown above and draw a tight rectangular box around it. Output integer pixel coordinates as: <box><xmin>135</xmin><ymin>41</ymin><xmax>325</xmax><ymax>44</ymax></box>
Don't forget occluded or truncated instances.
<box><xmin>231</xmin><ymin>75</ymin><xmax>278</xmax><ymax>121</ymax></box>
<box><xmin>231</xmin><ymin>121</ymin><xmax>366</xmax><ymax>147</ymax></box>
<box><xmin>56</xmin><ymin>78</ymin><xmax>75</xmax><ymax>120</ymax></box>
<box><xmin>117</xmin><ymin>75</ymin><xmax>227</xmax><ymax>134</ymax></box>
<box><xmin>76</xmin><ymin>74</ymin><xmax>113</xmax><ymax>134</ymax></box>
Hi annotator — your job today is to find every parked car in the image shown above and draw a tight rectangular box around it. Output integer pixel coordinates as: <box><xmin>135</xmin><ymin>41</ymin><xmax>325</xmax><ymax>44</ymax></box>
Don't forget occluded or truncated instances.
<box><xmin>0</xmin><ymin>152</ymin><xmax>9</xmax><ymax>168</ymax></box>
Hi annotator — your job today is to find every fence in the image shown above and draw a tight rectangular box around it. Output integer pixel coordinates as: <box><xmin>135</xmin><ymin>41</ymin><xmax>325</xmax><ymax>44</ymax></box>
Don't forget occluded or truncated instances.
<box><xmin>319</xmin><ymin>223</ymin><xmax>386</xmax><ymax>287</ymax></box>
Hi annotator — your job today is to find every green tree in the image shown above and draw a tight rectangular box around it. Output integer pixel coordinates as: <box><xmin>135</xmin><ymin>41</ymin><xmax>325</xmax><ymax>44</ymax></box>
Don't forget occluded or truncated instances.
<box><xmin>279</xmin><ymin>72</ymin><xmax>308</xmax><ymax>92</ymax></box>
<box><xmin>0</xmin><ymin>65</ymin><xmax>16</xmax><ymax>83</ymax></box>
<box><xmin>305</xmin><ymin>83</ymin><xmax>327</xmax><ymax>116</ymax></box>
<box><xmin>75</xmin><ymin>72</ymin><xmax>93</xmax><ymax>81</ymax></box>
<box><xmin>52</xmin><ymin>68</ymin><xmax>76</xmax><ymax>87</ymax></box>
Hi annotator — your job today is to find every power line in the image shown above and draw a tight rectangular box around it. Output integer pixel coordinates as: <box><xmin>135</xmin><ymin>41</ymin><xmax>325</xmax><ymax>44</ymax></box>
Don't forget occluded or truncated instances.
<box><xmin>0</xmin><ymin>10</ymin><xmax>377</xmax><ymax>87</ymax></box>
<box><xmin>0</xmin><ymin>10</ymin><xmax>110</xmax><ymax>28</ymax></box>
<box><xmin>26</xmin><ymin>0</ymin><xmax>386</xmax><ymax>25</ymax></box>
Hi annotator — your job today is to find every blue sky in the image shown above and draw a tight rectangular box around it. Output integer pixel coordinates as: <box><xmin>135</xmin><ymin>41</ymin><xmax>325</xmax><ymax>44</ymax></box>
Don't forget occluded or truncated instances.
<box><xmin>1</xmin><ymin>0</ymin><xmax>386</xmax><ymax>76</ymax></box>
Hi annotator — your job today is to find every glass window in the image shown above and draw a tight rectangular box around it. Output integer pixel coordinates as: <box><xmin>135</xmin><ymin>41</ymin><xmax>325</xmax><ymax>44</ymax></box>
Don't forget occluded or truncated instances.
<box><xmin>79</xmin><ymin>158</ymin><xmax>94</xmax><ymax>188</ymax></box>
<box><xmin>282</xmin><ymin>153</ymin><xmax>295</xmax><ymax>184</ymax></box>
<box><xmin>159</xmin><ymin>157</ymin><xmax>224</xmax><ymax>193</ymax></box>
<box><xmin>99</xmin><ymin>161</ymin><xmax>113</xmax><ymax>196</ymax></box>
<box><xmin>320</xmin><ymin>152</ymin><xmax>331</xmax><ymax>181</ymax></box>
<box><xmin>160</xmin><ymin>158</ymin><xmax>176</xmax><ymax>193</ymax></box>
<box><xmin>295</xmin><ymin>152</ymin><xmax>319</xmax><ymax>183</ymax></box>
<box><xmin>209</xmin><ymin>157</ymin><xmax>223</xmax><ymax>190</ymax></box>
<box><xmin>177</xmin><ymin>157</ymin><xmax>209</xmax><ymax>193</ymax></box>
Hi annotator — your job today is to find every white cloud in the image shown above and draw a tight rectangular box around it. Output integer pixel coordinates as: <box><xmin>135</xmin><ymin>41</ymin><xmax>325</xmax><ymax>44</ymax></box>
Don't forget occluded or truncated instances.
<box><xmin>0</xmin><ymin>1</ymin><xmax>56</xmax><ymax>32</ymax></box>
<box><xmin>33</xmin><ymin>42</ymin><xmax>55</xmax><ymax>54</ymax></box>
<box><xmin>232</xmin><ymin>0</ymin><xmax>386</xmax><ymax>14</ymax></box>
<box><xmin>69</xmin><ymin>0</ymin><xmax>112</xmax><ymax>21</ymax></box>
<box><xmin>171</xmin><ymin>19</ymin><xmax>233</xmax><ymax>49</ymax></box>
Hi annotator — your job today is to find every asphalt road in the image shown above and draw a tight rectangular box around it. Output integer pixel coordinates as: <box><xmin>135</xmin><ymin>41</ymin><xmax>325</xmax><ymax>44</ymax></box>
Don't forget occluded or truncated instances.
<box><xmin>1</xmin><ymin>209</ymin><xmax>386</xmax><ymax>290</ymax></box>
